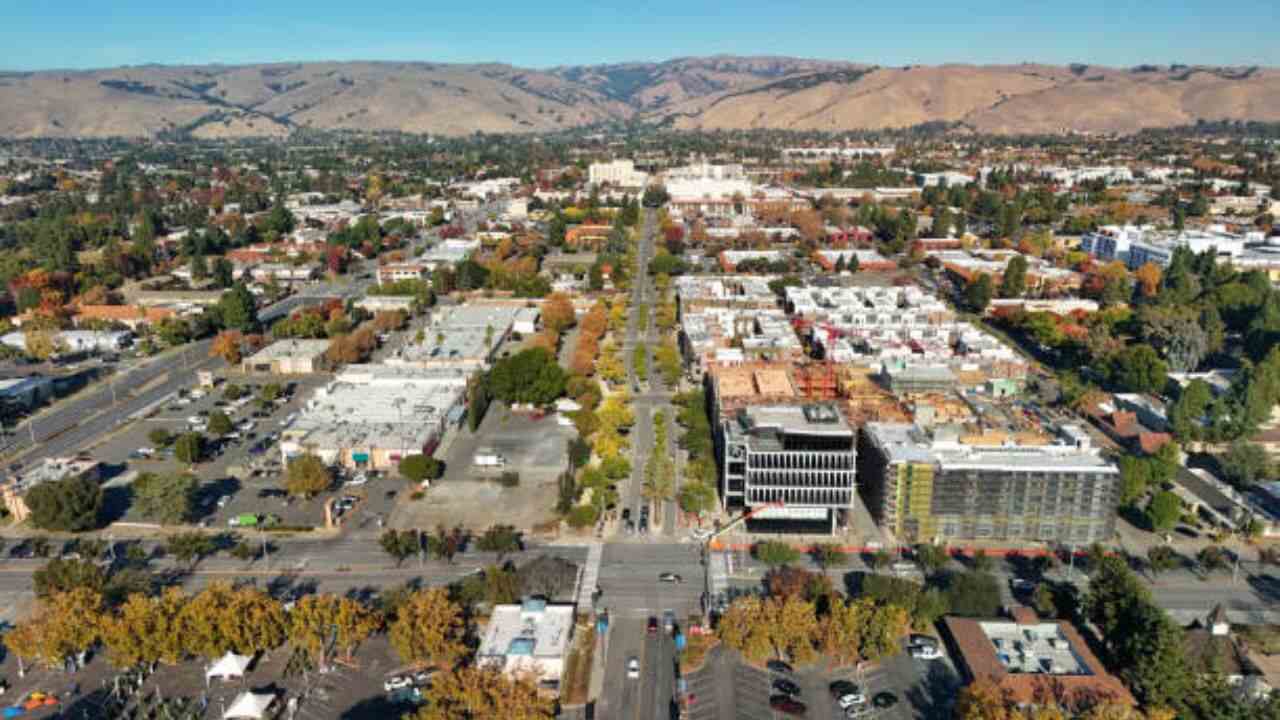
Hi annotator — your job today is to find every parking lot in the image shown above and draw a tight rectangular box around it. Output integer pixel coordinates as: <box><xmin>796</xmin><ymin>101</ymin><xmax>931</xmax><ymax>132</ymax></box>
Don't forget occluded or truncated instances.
<box><xmin>85</xmin><ymin>373</ymin><xmax>376</xmax><ymax>530</ymax></box>
<box><xmin>389</xmin><ymin>405</ymin><xmax>575</xmax><ymax>532</ymax></box>
<box><xmin>681</xmin><ymin>640</ymin><xmax>960</xmax><ymax>720</ymax></box>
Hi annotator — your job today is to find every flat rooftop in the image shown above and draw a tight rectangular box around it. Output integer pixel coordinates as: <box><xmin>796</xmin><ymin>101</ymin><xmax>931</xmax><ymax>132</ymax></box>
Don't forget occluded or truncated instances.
<box><xmin>479</xmin><ymin>601</ymin><xmax>575</xmax><ymax>661</ymax></box>
<box><xmin>736</xmin><ymin>403</ymin><xmax>853</xmax><ymax>436</ymax></box>
<box><xmin>246</xmin><ymin>339</ymin><xmax>331</xmax><ymax>360</ymax></box>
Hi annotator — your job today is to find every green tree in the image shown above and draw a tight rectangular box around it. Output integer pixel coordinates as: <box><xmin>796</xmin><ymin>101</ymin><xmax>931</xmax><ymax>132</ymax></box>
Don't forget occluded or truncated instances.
<box><xmin>207</xmin><ymin>410</ymin><xmax>233</xmax><ymax>437</ymax></box>
<box><xmin>487</xmin><ymin>348</ymin><xmax>566</xmax><ymax>405</ymax></box>
<box><xmin>965</xmin><ymin>273</ymin><xmax>994</xmax><ymax>313</ymax></box>
<box><xmin>1000</xmin><ymin>255</ymin><xmax>1028</xmax><ymax>298</ymax></box>
<box><xmin>33</xmin><ymin>558</ymin><xmax>106</xmax><ymax>599</ymax></box>
<box><xmin>914</xmin><ymin>544</ymin><xmax>951</xmax><ymax>575</ymax></box>
<box><xmin>678</xmin><ymin>481</ymin><xmax>718</xmax><ymax>517</ymax></box>
<box><xmin>132</xmin><ymin>472</ymin><xmax>198</xmax><ymax>524</ymax></box>
<box><xmin>754</xmin><ymin>541</ymin><xmax>801</xmax><ymax>567</ymax></box>
<box><xmin>285</xmin><ymin>454</ymin><xmax>331</xmax><ymax>497</ymax></box>
<box><xmin>379</xmin><ymin>530</ymin><xmax>420</xmax><ymax>568</ymax></box>
<box><xmin>476</xmin><ymin>524</ymin><xmax>522</xmax><ymax>560</ymax></box>
<box><xmin>173</xmin><ymin>432</ymin><xmax>204</xmax><ymax>465</ymax></box>
<box><xmin>943</xmin><ymin>572</ymin><xmax>1002</xmax><ymax>617</ymax></box>
<box><xmin>1146</xmin><ymin>490</ymin><xmax>1183</xmax><ymax>533</ymax></box>
<box><xmin>810</xmin><ymin>543</ymin><xmax>847</xmax><ymax>570</ymax></box>
<box><xmin>164</xmin><ymin>532</ymin><xmax>217</xmax><ymax>568</ymax></box>
<box><xmin>217</xmin><ymin>282</ymin><xmax>259</xmax><ymax>332</ymax></box>
<box><xmin>1110</xmin><ymin>344</ymin><xmax>1168</xmax><ymax>394</ymax></box>
<box><xmin>1220</xmin><ymin>441</ymin><xmax>1271</xmax><ymax>487</ymax></box>
<box><xmin>25</xmin><ymin>475</ymin><xmax>102</xmax><ymax>532</ymax></box>
<box><xmin>399</xmin><ymin>454</ymin><xmax>443</xmax><ymax>483</ymax></box>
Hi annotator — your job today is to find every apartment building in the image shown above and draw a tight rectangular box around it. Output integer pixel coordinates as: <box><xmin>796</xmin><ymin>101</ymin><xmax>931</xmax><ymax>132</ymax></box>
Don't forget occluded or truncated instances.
<box><xmin>587</xmin><ymin>159</ymin><xmax>649</xmax><ymax>188</ymax></box>
<box><xmin>858</xmin><ymin>422</ymin><xmax>1120</xmax><ymax>545</ymax></box>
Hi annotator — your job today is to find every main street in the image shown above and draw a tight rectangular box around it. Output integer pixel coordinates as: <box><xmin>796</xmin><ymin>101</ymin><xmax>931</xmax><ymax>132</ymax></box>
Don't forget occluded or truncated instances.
<box><xmin>4</xmin><ymin>276</ymin><xmax>371</xmax><ymax>470</ymax></box>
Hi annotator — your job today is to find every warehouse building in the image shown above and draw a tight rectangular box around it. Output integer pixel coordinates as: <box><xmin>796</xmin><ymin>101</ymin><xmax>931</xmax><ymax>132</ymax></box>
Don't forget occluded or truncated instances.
<box><xmin>858</xmin><ymin>422</ymin><xmax>1119</xmax><ymax>545</ymax></box>
<box><xmin>241</xmin><ymin>339</ymin><xmax>332</xmax><ymax>375</ymax></box>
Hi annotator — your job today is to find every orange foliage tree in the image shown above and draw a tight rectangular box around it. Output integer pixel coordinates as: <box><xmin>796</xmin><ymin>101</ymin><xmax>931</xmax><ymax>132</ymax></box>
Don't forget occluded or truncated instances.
<box><xmin>210</xmin><ymin>331</ymin><xmax>244</xmax><ymax>364</ymax></box>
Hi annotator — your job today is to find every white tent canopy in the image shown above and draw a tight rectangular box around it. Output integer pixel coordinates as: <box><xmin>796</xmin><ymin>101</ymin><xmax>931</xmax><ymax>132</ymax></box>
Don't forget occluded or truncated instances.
<box><xmin>223</xmin><ymin>691</ymin><xmax>275</xmax><ymax>719</ymax></box>
<box><xmin>206</xmin><ymin>652</ymin><xmax>253</xmax><ymax>681</ymax></box>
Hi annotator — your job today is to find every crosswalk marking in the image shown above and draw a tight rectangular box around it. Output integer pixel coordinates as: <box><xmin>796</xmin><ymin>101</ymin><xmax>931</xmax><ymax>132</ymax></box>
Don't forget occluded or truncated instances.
<box><xmin>576</xmin><ymin>543</ymin><xmax>603</xmax><ymax>610</ymax></box>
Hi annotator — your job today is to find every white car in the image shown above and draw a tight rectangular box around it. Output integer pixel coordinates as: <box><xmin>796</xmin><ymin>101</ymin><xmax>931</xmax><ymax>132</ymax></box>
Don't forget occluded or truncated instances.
<box><xmin>839</xmin><ymin>690</ymin><xmax>866</xmax><ymax>709</ymax></box>
<box><xmin>910</xmin><ymin>644</ymin><xmax>943</xmax><ymax>660</ymax></box>
<box><xmin>627</xmin><ymin>657</ymin><xmax>640</xmax><ymax>679</ymax></box>
<box><xmin>383</xmin><ymin>676</ymin><xmax>412</xmax><ymax>692</ymax></box>
<box><xmin>344</xmin><ymin>474</ymin><xmax>368</xmax><ymax>486</ymax></box>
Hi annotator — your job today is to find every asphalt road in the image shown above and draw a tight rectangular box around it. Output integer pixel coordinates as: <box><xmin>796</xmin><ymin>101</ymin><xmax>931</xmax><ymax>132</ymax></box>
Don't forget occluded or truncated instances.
<box><xmin>6</xmin><ymin>279</ymin><xmax>369</xmax><ymax>470</ymax></box>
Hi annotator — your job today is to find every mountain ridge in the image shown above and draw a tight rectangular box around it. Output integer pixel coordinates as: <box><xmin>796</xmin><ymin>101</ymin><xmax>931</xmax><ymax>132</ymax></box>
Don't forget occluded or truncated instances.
<box><xmin>1</xmin><ymin>56</ymin><xmax>1278</xmax><ymax>138</ymax></box>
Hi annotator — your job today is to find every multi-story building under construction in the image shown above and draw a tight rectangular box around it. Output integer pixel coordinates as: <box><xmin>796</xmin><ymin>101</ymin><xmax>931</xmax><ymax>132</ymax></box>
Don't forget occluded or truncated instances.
<box><xmin>857</xmin><ymin>422</ymin><xmax>1119</xmax><ymax>545</ymax></box>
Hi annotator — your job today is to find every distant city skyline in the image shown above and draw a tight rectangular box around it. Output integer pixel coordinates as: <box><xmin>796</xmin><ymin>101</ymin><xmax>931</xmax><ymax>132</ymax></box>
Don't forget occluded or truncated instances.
<box><xmin>3</xmin><ymin>0</ymin><xmax>1276</xmax><ymax>71</ymax></box>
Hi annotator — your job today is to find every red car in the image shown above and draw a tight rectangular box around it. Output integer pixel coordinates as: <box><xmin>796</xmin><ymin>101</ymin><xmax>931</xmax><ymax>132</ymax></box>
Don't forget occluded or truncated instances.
<box><xmin>769</xmin><ymin>695</ymin><xmax>807</xmax><ymax>715</ymax></box>
<box><xmin>647</xmin><ymin>616</ymin><xmax>658</xmax><ymax>634</ymax></box>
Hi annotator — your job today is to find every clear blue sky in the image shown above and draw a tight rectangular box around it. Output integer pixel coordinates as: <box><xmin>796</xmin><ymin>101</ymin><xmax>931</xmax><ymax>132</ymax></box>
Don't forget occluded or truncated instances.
<box><xmin>3</xmin><ymin>0</ymin><xmax>1274</xmax><ymax>71</ymax></box>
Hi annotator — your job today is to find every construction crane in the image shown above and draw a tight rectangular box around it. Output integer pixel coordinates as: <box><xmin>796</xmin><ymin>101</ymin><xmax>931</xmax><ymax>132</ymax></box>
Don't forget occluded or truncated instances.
<box><xmin>702</xmin><ymin>501</ymin><xmax>784</xmax><ymax>546</ymax></box>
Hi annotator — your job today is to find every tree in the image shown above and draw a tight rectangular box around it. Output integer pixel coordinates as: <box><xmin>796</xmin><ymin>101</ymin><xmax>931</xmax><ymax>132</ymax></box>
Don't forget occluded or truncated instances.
<box><xmin>210</xmin><ymin>329</ymin><xmax>244</xmax><ymax>364</ymax></box>
<box><xmin>915</xmin><ymin>544</ymin><xmax>951</xmax><ymax>575</ymax></box>
<box><xmin>217</xmin><ymin>283</ymin><xmax>258</xmax><ymax>332</ymax></box>
<box><xmin>173</xmin><ymin>432</ymin><xmax>204</xmax><ymax>465</ymax></box>
<box><xmin>147</xmin><ymin>427</ymin><xmax>173</xmax><ymax>448</ymax></box>
<box><xmin>33</xmin><ymin>558</ymin><xmax>105</xmax><ymax>599</ymax></box>
<box><xmin>1145</xmin><ymin>490</ymin><xmax>1183</xmax><ymax>533</ymax></box>
<box><xmin>487</xmin><ymin>348</ymin><xmax>566</xmax><ymax>405</ymax></box>
<box><xmin>754</xmin><ymin>541</ymin><xmax>801</xmax><ymax>567</ymax></box>
<box><xmin>179</xmin><ymin>583</ymin><xmax>286</xmax><ymax>658</ymax></box>
<box><xmin>5</xmin><ymin>588</ymin><xmax>103</xmax><ymax>671</ymax></box>
<box><xmin>804</xmin><ymin>543</ymin><xmax>842</xmax><ymax>571</ymax></box>
<box><xmin>541</xmin><ymin>293</ymin><xmax>576</xmax><ymax>334</ymax></box>
<box><xmin>399</xmin><ymin>454</ymin><xmax>443</xmax><ymax>483</ymax></box>
<box><xmin>412</xmin><ymin>666</ymin><xmax>555</xmax><ymax>720</ymax></box>
<box><xmin>101</xmin><ymin>587</ymin><xmax>188</xmax><ymax>667</ymax></box>
<box><xmin>1000</xmin><ymin>255</ymin><xmax>1028</xmax><ymax>298</ymax></box>
<box><xmin>25</xmin><ymin>475</ymin><xmax>102</xmax><ymax>532</ymax></box>
<box><xmin>516</xmin><ymin>555</ymin><xmax>579</xmax><ymax>598</ymax></box>
<box><xmin>1220</xmin><ymin>441</ymin><xmax>1271</xmax><ymax>487</ymax></box>
<box><xmin>678</xmin><ymin>481</ymin><xmax>718</xmax><ymax>517</ymax></box>
<box><xmin>288</xmin><ymin>594</ymin><xmax>382</xmax><ymax>665</ymax></box>
<box><xmin>131</xmin><ymin>472</ymin><xmax>198</xmax><ymax>524</ymax></box>
<box><xmin>1110</xmin><ymin>344</ymin><xmax>1168</xmax><ymax>395</ymax></box>
<box><xmin>285</xmin><ymin>454</ymin><xmax>331</xmax><ymax>497</ymax></box>
<box><xmin>380</xmin><ymin>529</ymin><xmax>420</xmax><ymax>568</ymax></box>
<box><xmin>1146</xmin><ymin>545</ymin><xmax>1179</xmax><ymax>581</ymax></box>
<box><xmin>476</xmin><ymin>525</ymin><xmax>521</xmax><ymax>560</ymax></box>
<box><xmin>966</xmin><ymin>273</ymin><xmax>994</xmax><ymax>313</ymax></box>
<box><xmin>164</xmin><ymin>532</ymin><xmax>216</xmax><ymax>567</ymax></box>
<box><xmin>1135</xmin><ymin>262</ymin><xmax>1162</xmax><ymax>298</ymax></box>
<box><xmin>207</xmin><ymin>410</ymin><xmax>233</xmax><ymax>437</ymax></box>
<box><xmin>944</xmin><ymin>572</ymin><xmax>1002</xmax><ymax>617</ymax></box>
<box><xmin>389</xmin><ymin>588</ymin><xmax>466</xmax><ymax>667</ymax></box>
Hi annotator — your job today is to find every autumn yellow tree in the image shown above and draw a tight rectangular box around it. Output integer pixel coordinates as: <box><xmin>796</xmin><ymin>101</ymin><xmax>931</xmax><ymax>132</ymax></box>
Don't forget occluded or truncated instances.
<box><xmin>178</xmin><ymin>582</ymin><xmax>286</xmax><ymax>658</ymax></box>
<box><xmin>4</xmin><ymin>588</ymin><xmax>103</xmax><ymax>673</ymax></box>
<box><xmin>288</xmin><ymin>594</ymin><xmax>383</xmax><ymax>665</ymax></box>
<box><xmin>23</xmin><ymin>328</ymin><xmax>61</xmax><ymax>360</ymax></box>
<box><xmin>210</xmin><ymin>330</ymin><xmax>244</xmax><ymax>364</ymax></box>
<box><xmin>412</xmin><ymin>667</ymin><xmax>554</xmax><ymax>720</ymax></box>
<box><xmin>1134</xmin><ymin>262</ymin><xmax>1162</xmax><ymax>298</ymax></box>
<box><xmin>389</xmin><ymin>588</ymin><xmax>466</xmax><ymax>667</ymax></box>
<box><xmin>101</xmin><ymin>587</ymin><xmax>188</xmax><ymax>667</ymax></box>
<box><xmin>541</xmin><ymin>293</ymin><xmax>576</xmax><ymax>334</ymax></box>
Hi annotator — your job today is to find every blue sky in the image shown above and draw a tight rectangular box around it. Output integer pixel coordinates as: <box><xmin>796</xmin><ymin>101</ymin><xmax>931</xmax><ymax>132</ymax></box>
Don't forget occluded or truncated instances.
<box><xmin>2</xmin><ymin>0</ymin><xmax>1274</xmax><ymax>71</ymax></box>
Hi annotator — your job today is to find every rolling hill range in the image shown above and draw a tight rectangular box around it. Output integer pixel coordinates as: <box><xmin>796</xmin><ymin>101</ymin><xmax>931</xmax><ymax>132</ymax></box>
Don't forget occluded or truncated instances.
<box><xmin>0</xmin><ymin>57</ymin><xmax>1277</xmax><ymax>138</ymax></box>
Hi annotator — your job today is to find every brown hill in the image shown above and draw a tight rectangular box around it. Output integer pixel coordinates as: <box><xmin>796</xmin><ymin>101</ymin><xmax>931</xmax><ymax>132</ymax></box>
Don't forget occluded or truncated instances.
<box><xmin>0</xmin><ymin>58</ymin><xmax>1276</xmax><ymax>138</ymax></box>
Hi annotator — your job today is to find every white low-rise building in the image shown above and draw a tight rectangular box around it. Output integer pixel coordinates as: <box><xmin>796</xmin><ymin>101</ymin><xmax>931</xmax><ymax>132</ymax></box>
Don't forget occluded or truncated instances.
<box><xmin>588</xmin><ymin>159</ymin><xmax>649</xmax><ymax>188</ymax></box>
<box><xmin>478</xmin><ymin>600</ymin><xmax>576</xmax><ymax>687</ymax></box>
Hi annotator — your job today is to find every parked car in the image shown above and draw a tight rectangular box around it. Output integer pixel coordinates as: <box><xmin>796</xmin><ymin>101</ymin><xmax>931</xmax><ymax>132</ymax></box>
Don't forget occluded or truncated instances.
<box><xmin>647</xmin><ymin>616</ymin><xmax>658</xmax><ymax>634</ymax></box>
<box><xmin>344</xmin><ymin>474</ymin><xmax>369</xmax><ymax>486</ymax></box>
<box><xmin>767</xmin><ymin>660</ymin><xmax>795</xmax><ymax>675</ymax></box>
<box><xmin>216</xmin><ymin>495</ymin><xmax>231</xmax><ymax>509</ymax></box>
<box><xmin>910</xmin><ymin>644</ymin><xmax>943</xmax><ymax>660</ymax></box>
<box><xmin>772</xmin><ymin>678</ymin><xmax>801</xmax><ymax>696</ymax></box>
<box><xmin>769</xmin><ymin>695</ymin><xmax>807</xmax><ymax>716</ymax></box>
<box><xmin>383</xmin><ymin>676</ymin><xmax>412</xmax><ymax>692</ymax></box>
<box><xmin>837</xmin><ymin>687</ymin><xmax>866</xmax><ymax>708</ymax></box>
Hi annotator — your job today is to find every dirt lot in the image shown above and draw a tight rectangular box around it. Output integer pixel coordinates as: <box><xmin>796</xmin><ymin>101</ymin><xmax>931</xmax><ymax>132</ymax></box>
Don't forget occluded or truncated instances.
<box><xmin>388</xmin><ymin>407</ymin><xmax>573</xmax><ymax>532</ymax></box>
